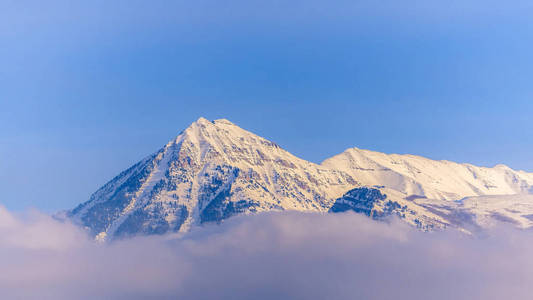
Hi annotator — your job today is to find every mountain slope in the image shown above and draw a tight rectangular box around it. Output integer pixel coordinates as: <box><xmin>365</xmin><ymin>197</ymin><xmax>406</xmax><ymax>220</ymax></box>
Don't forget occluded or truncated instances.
<box><xmin>69</xmin><ymin>118</ymin><xmax>533</xmax><ymax>240</ymax></box>
<box><xmin>322</xmin><ymin>147</ymin><xmax>533</xmax><ymax>201</ymax></box>
<box><xmin>322</xmin><ymin>147</ymin><xmax>533</xmax><ymax>232</ymax></box>
<box><xmin>69</xmin><ymin>118</ymin><xmax>357</xmax><ymax>241</ymax></box>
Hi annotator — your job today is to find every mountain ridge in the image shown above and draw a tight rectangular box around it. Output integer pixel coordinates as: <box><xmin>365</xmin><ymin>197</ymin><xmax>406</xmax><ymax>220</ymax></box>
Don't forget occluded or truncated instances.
<box><xmin>323</xmin><ymin>147</ymin><xmax>533</xmax><ymax>200</ymax></box>
<box><xmin>68</xmin><ymin>117</ymin><xmax>533</xmax><ymax>240</ymax></box>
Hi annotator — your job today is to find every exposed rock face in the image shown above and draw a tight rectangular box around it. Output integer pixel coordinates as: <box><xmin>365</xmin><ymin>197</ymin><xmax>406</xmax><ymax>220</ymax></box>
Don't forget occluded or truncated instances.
<box><xmin>329</xmin><ymin>187</ymin><xmax>449</xmax><ymax>232</ymax></box>
<box><xmin>330</xmin><ymin>187</ymin><xmax>388</xmax><ymax>216</ymax></box>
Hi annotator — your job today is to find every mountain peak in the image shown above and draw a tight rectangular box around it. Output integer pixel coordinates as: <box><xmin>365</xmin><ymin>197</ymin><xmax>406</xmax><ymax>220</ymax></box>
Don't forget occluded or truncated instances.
<box><xmin>70</xmin><ymin>117</ymin><xmax>358</xmax><ymax>241</ymax></box>
<box><xmin>184</xmin><ymin>117</ymin><xmax>239</xmax><ymax>137</ymax></box>
<box><xmin>194</xmin><ymin>116</ymin><xmax>211</xmax><ymax>124</ymax></box>
<box><xmin>191</xmin><ymin>117</ymin><xmax>236</xmax><ymax>127</ymax></box>
<box><xmin>213</xmin><ymin>118</ymin><xmax>235</xmax><ymax>125</ymax></box>
<box><xmin>178</xmin><ymin>117</ymin><xmax>265</xmax><ymax>150</ymax></box>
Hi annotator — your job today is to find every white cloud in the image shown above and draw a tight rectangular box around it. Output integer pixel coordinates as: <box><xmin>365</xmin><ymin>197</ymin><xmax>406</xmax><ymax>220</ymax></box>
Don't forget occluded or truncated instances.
<box><xmin>1</xmin><ymin>206</ymin><xmax>532</xmax><ymax>299</ymax></box>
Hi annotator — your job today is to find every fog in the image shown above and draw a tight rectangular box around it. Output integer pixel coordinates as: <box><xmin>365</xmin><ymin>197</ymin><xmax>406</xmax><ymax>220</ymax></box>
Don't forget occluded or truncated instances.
<box><xmin>1</xmin><ymin>206</ymin><xmax>532</xmax><ymax>299</ymax></box>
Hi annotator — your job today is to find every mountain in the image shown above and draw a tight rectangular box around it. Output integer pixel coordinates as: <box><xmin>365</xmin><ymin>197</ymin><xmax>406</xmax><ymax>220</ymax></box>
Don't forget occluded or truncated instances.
<box><xmin>68</xmin><ymin>118</ymin><xmax>357</xmax><ymax>241</ymax></box>
<box><xmin>322</xmin><ymin>147</ymin><xmax>533</xmax><ymax>201</ymax></box>
<box><xmin>323</xmin><ymin>148</ymin><xmax>533</xmax><ymax>231</ymax></box>
<box><xmin>68</xmin><ymin>118</ymin><xmax>533</xmax><ymax>240</ymax></box>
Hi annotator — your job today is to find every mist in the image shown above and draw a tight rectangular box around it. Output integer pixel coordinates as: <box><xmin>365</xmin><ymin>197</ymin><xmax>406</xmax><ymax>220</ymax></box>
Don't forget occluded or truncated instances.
<box><xmin>1</xmin><ymin>206</ymin><xmax>532</xmax><ymax>299</ymax></box>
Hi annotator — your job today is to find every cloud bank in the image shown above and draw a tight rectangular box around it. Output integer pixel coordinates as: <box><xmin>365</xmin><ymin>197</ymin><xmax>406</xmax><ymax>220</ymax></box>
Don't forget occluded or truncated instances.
<box><xmin>1</xmin><ymin>206</ymin><xmax>532</xmax><ymax>299</ymax></box>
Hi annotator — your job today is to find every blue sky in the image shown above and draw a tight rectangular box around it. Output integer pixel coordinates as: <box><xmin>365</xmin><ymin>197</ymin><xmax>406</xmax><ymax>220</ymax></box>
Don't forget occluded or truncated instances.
<box><xmin>1</xmin><ymin>0</ymin><xmax>533</xmax><ymax>211</ymax></box>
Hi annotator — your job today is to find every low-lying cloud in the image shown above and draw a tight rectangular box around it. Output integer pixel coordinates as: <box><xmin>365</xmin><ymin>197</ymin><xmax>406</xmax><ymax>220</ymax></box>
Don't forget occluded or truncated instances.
<box><xmin>1</xmin><ymin>206</ymin><xmax>532</xmax><ymax>300</ymax></box>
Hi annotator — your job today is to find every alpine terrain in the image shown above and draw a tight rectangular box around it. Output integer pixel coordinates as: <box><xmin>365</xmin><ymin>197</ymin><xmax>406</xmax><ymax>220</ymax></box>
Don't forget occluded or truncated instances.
<box><xmin>67</xmin><ymin>118</ymin><xmax>533</xmax><ymax>240</ymax></box>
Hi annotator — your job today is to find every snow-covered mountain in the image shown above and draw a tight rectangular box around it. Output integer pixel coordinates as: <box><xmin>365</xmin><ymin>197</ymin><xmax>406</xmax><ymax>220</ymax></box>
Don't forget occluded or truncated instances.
<box><xmin>323</xmin><ymin>147</ymin><xmax>533</xmax><ymax>232</ymax></box>
<box><xmin>322</xmin><ymin>147</ymin><xmax>533</xmax><ymax>201</ymax></box>
<box><xmin>68</xmin><ymin>118</ymin><xmax>533</xmax><ymax>240</ymax></box>
<box><xmin>68</xmin><ymin>118</ymin><xmax>357</xmax><ymax>241</ymax></box>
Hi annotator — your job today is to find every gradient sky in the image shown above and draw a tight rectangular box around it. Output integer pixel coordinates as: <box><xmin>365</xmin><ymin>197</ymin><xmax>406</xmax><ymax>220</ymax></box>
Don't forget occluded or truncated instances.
<box><xmin>1</xmin><ymin>0</ymin><xmax>533</xmax><ymax>211</ymax></box>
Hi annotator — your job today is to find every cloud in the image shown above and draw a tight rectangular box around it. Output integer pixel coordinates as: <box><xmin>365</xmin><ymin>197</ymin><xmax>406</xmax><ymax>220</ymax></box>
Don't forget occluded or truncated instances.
<box><xmin>1</xmin><ymin>206</ymin><xmax>532</xmax><ymax>299</ymax></box>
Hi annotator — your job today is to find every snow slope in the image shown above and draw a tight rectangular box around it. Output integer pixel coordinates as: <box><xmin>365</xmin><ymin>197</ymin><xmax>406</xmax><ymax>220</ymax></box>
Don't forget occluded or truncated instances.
<box><xmin>322</xmin><ymin>147</ymin><xmax>533</xmax><ymax>201</ymax></box>
<box><xmin>69</xmin><ymin>118</ymin><xmax>357</xmax><ymax>240</ymax></box>
<box><xmin>68</xmin><ymin>118</ymin><xmax>533</xmax><ymax>240</ymax></box>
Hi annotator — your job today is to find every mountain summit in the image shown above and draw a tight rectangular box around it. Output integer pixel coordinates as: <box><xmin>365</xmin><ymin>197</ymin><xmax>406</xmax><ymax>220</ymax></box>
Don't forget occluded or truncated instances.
<box><xmin>69</xmin><ymin>118</ymin><xmax>533</xmax><ymax>240</ymax></box>
<box><xmin>69</xmin><ymin>118</ymin><xmax>357</xmax><ymax>241</ymax></box>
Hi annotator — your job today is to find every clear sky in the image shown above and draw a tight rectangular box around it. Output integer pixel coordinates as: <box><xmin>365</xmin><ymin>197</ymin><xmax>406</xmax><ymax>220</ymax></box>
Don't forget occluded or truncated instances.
<box><xmin>1</xmin><ymin>0</ymin><xmax>533</xmax><ymax>211</ymax></box>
